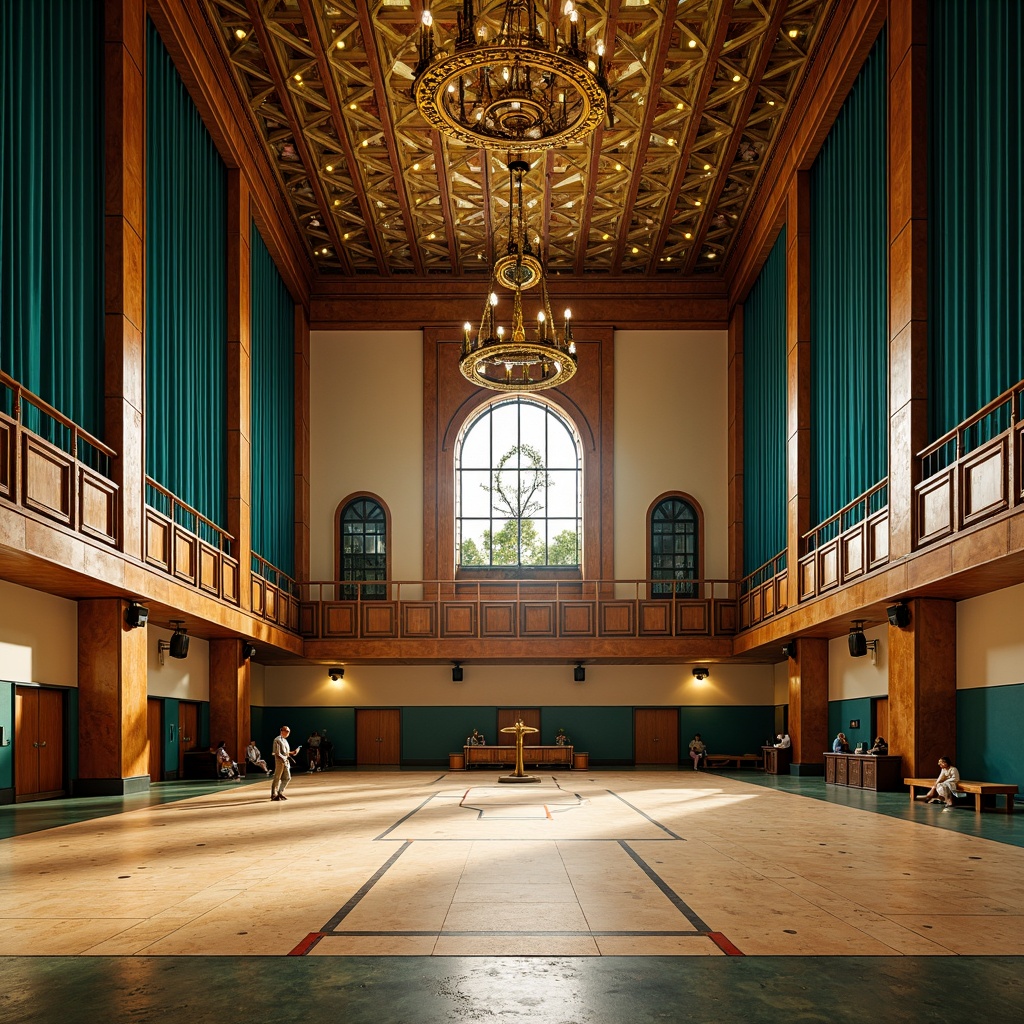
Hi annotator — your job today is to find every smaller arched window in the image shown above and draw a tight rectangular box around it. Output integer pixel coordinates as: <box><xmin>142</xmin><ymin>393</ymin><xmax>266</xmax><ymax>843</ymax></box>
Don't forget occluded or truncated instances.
<box><xmin>648</xmin><ymin>493</ymin><xmax>703</xmax><ymax>597</ymax></box>
<box><xmin>336</xmin><ymin>495</ymin><xmax>389</xmax><ymax>599</ymax></box>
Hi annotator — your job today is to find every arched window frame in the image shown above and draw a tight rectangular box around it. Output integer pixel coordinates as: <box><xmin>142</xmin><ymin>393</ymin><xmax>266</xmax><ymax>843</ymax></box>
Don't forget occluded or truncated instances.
<box><xmin>334</xmin><ymin>492</ymin><xmax>391</xmax><ymax>599</ymax></box>
<box><xmin>646</xmin><ymin>492</ymin><xmax>704</xmax><ymax>597</ymax></box>
<box><xmin>454</xmin><ymin>394</ymin><xmax>583</xmax><ymax>577</ymax></box>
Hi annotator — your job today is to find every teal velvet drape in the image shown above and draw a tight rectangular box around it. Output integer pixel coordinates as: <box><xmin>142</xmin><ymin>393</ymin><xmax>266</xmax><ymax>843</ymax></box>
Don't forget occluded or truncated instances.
<box><xmin>743</xmin><ymin>229</ymin><xmax>788</xmax><ymax>577</ymax></box>
<box><xmin>146</xmin><ymin>20</ymin><xmax>227</xmax><ymax>535</ymax></box>
<box><xmin>810</xmin><ymin>30</ymin><xmax>887</xmax><ymax>528</ymax></box>
<box><xmin>0</xmin><ymin>0</ymin><xmax>104</xmax><ymax>442</ymax></box>
<box><xmin>928</xmin><ymin>1</ymin><xmax>1023</xmax><ymax>442</ymax></box>
<box><xmin>250</xmin><ymin>225</ymin><xmax>295</xmax><ymax>578</ymax></box>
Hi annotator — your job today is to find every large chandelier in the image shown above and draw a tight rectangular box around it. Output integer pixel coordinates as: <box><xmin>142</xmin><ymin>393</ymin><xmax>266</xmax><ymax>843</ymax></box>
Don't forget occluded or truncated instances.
<box><xmin>413</xmin><ymin>0</ymin><xmax>610</xmax><ymax>151</ymax></box>
<box><xmin>460</xmin><ymin>157</ymin><xmax>577</xmax><ymax>392</ymax></box>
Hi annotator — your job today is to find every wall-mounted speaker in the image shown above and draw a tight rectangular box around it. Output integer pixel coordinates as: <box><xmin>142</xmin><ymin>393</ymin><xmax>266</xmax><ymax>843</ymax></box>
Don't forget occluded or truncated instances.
<box><xmin>887</xmin><ymin>603</ymin><xmax>911</xmax><ymax>628</ymax></box>
<box><xmin>169</xmin><ymin>630</ymin><xmax>190</xmax><ymax>659</ymax></box>
<box><xmin>573</xmin><ymin>663</ymin><xmax>586</xmax><ymax>683</ymax></box>
<box><xmin>848</xmin><ymin>629</ymin><xmax>867</xmax><ymax>658</ymax></box>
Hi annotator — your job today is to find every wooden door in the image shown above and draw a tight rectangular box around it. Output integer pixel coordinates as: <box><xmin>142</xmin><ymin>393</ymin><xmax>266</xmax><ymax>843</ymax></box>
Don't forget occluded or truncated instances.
<box><xmin>14</xmin><ymin>686</ymin><xmax>64</xmax><ymax>799</ymax></box>
<box><xmin>497</xmin><ymin>708</ymin><xmax>541</xmax><ymax>746</ymax></box>
<box><xmin>147</xmin><ymin>698</ymin><xmax>163</xmax><ymax>782</ymax></box>
<box><xmin>874</xmin><ymin>697</ymin><xmax>889</xmax><ymax>743</ymax></box>
<box><xmin>14</xmin><ymin>687</ymin><xmax>39</xmax><ymax>796</ymax></box>
<box><xmin>634</xmin><ymin>708</ymin><xmax>679</xmax><ymax>765</ymax></box>
<box><xmin>356</xmin><ymin>709</ymin><xmax>401</xmax><ymax>765</ymax></box>
<box><xmin>36</xmin><ymin>688</ymin><xmax>64</xmax><ymax>794</ymax></box>
<box><xmin>178</xmin><ymin>701</ymin><xmax>199</xmax><ymax>776</ymax></box>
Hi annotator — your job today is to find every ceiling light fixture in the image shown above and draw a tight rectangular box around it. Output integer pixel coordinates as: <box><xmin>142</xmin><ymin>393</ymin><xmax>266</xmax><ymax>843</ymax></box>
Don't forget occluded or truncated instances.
<box><xmin>412</xmin><ymin>0</ymin><xmax>611</xmax><ymax>151</ymax></box>
<box><xmin>459</xmin><ymin>156</ymin><xmax>577</xmax><ymax>392</ymax></box>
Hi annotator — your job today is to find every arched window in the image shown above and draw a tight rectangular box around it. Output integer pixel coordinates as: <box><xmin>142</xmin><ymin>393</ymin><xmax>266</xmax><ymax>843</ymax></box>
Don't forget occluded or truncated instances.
<box><xmin>337</xmin><ymin>494</ymin><xmax>389</xmax><ymax>599</ymax></box>
<box><xmin>648</xmin><ymin>494</ymin><xmax>703</xmax><ymax>596</ymax></box>
<box><xmin>456</xmin><ymin>396</ymin><xmax>582</xmax><ymax>570</ymax></box>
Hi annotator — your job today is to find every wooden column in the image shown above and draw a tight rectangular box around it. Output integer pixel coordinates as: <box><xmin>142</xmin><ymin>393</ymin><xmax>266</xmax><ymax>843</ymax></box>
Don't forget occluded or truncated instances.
<box><xmin>887</xmin><ymin>0</ymin><xmax>929</xmax><ymax>559</ymax></box>
<box><xmin>888</xmin><ymin>598</ymin><xmax>956</xmax><ymax>778</ymax></box>
<box><xmin>789</xmin><ymin>637</ymin><xmax>828</xmax><ymax>772</ymax></box>
<box><xmin>294</xmin><ymin>305</ymin><xmax>311</xmax><ymax>583</ymax></box>
<box><xmin>104</xmin><ymin>0</ymin><xmax>146</xmax><ymax>560</ymax></box>
<box><xmin>77</xmin><ymin>598</ymin><xmax>149</xmax><ymax>794</ymax></box>
<box><xmin>728</xmin><ymin>303</ymin><xmax>745</xmax><ymax>584</ymax></box>
<box><xmin>227</xmin><ymin>170</ymin><xmax>252</xmax><ymax>610</ymax></box>
<box><xmin>786</xmin><ymin>173</ymin><xmax>812</xmax><ymax>586</ymax></box>
<box><xmin>209</xmin><ymin>639</ymin><xmax>251</xmax><ymax>772</ymax></box>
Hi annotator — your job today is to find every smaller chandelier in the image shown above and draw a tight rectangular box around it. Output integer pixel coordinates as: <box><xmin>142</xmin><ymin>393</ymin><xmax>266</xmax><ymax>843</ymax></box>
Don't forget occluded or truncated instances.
<box><xmin>460</xmin><ymin>157</ymin><xmax>577</xmax><ymax>392</ymax></box>
<box><xmin>413</xmin><ymin>0</ymin><xmax>610</xmax><ymax>151</ymax></box>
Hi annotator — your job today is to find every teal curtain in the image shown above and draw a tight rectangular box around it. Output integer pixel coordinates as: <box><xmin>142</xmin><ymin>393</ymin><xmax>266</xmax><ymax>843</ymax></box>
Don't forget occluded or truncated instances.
<box><xmin>810</xmin><ymin>30</ymin><xmax>888</xmax><ymax>528</ymax></box>
<box><xmin>250</xmin><ymin>224</ymin><xmax>295</xmax><ymax>578</ymax></box>
<box><xmin>743</xmin><ymin>228</ymin><xmax>788</xmax><ymax>577</ymax></box>
<box><xmin>146</xmin><ymin>20</ymin><xmax>227</xmax><ymax>537</ymax></box>
<box><xmin>1</xmin><ymin>0</ymin><xmax>104</xmax><ymax>444</ymax></box>
<box><xmin>929</xmin><ymin>1</ymin><xmax>1023</xmax><ymax>442</ymax></box>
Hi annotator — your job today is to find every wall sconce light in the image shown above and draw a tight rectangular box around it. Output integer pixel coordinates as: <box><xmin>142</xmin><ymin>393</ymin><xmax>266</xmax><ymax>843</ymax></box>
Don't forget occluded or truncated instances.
<box><xmin>692</xmin><ymin>666</ymin><xmax>709</xmax><ymax>681</ymax></box>
<box><xmin>328</xmin><ymin>666</ymin><xmax>344</xmax><ymax>681</ymax></box>
<box><xmin>848</xmin><ymin>621</ymin><xmax>867</xmax><ymax>657</ymax></box>
<box><xmin>158</xmin><ymin>621</ymin><xmax>189</xmax><ymax>663</ymax></box>
<box><xmin>887</xmin><ymin>602</ymin><xmax>911</xmax><ymax>628</ymax></box>
<box><xmin>451</xmin><ymin>662</ymin><xmax>463</xmax><ymax>682</ymax></box>
<box><xmin>573</xmin><ymin>662</ymin><xmax>586</xmax><ymax>683</ymax></box>
<box><xmin>125</xmin><ymin>601</ymin><xmax>149</xmax><ymax>629</ymax></box>
<box><xmin>242</xmin><ymin>642</ymin><xmax>257</xmax><ymax>660</ymax></box>
<box><xmin>781</xmin><ymin>641</ymin><xmax>796</xmax><ymax>659</ymax></box>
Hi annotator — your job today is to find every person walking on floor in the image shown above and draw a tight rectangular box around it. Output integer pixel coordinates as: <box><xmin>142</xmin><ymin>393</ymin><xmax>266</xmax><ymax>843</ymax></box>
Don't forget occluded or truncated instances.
<box><xmin>271</xmin><ymin>726</ymin><xmax>297</xmax><ymax>801</ymax></box>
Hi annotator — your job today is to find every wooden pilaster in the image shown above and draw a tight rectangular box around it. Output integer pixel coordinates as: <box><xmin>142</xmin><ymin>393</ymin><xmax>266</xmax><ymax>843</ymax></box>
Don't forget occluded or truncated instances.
<box><xmin>788</xmin><ymin>637</ymin><xmax>829</xmax><ymax>771</ymax></box>
<box><xmin>209</xmin><ymin>639</ymin><xmax>251</xmax><ymax>773</ymax></box>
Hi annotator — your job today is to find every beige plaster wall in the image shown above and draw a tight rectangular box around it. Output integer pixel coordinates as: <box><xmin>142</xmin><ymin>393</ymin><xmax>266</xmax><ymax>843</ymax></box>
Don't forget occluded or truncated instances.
<box><xmin>957</xmin><ymin>581</ymin><xmax>1024</xmax><ymax>690</ymax></box>
<box><xmin>261</xmin><ymin>661</ymin><xmax>774</xmax><ymax>708</ymax></box>
<box><xmin>613</xmin><ymin>330</ymin><xmax>729</xmax><ymax>581</ymax></box>
<box><xmin>773</xmin><ymin>661</ymin><xmax>789</xmax><ymax>704</ymax></box>
<box><xmin>146</xmin><ymin>626</ymin><xmax>210</xmax><ymax>701</ymax></box>
<box><xmin>0</xmin><ymin>579</ymin><xmax>79</xmax><ymax>686</ymax></box>
<box><xmin>829</xmin><ymin>623</ymin><xmax>888</xmax><ymax>701</ymax></box>
<box><xmin>309</xmin><ymin>330</ymin><xmax>424</xmax><ymax>582</ymax></box>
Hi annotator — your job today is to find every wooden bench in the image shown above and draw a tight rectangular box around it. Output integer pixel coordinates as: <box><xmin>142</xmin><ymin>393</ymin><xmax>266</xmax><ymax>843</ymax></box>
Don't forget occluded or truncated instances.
<box><xmin>905</xmin><ymin>777</ymin><xmax>1017</xmax><ymax>814</ymax></box>
<box><xmin>705</xmin><ymin>754</ymin><xmax>764</xmax><ymax>770</ymax></box>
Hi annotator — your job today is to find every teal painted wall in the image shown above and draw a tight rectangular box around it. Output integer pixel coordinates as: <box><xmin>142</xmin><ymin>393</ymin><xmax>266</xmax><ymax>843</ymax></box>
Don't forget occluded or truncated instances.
<box><xmin>0</xmin><ymin>682</ymin><xmax>13</xmax><ymax>794</ymax></box>
<box><xmin>403</xmin><ymin>707</ymin><xmax>497</xmax><ymax>760</ymax></box>
<box><xmin>255</xmin><ymin>707</ymin><xmax>356</xmax><ymax>764</ymax></box>
<box><xmin>680</xmin><ymin>706</ymin><xmax>776</xmax><ymax>757</ymax></box>
<box><xmin>540</xmin><ymin>707</ymin><xmax>634</xmax><ymax>761</ymax></box>
<box><xmin>828</xmin><ymin>697</ymin><xmax>875</xmax><ymax>752</ymax></box>
<box><xmin>957</xmin><ymin>683</ymin><xmax>1024</xmax><ymax>795</ymax></box>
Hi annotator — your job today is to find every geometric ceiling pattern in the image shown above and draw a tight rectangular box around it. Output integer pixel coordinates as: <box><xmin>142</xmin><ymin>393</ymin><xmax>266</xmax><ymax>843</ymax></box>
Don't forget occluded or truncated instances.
<box><xmin>203</xmin><ymin>0</ymin><xmax>836</xmax><ymax>280</ymax></box>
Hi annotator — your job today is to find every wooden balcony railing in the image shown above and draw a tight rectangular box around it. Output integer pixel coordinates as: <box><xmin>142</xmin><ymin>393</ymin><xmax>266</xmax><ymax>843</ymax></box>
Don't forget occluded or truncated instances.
<box><xmin>144</xmin><ymin>477</ymin><xmax>239</xmax><ymax>604</ymax></box>
<box><xmin>799</xmin><ymin>480</ymin><xmax>889</xmax><ymax>601</ymax></box>
<box><xmin>0</xmin><ymin>370</ymin><xmax>118</xmax><ymax>546</ymax></box>
<box><xmin>916</xmin><ymin>378</ymin><xmax>1023</xmax><ymax>547</ymax></box>
<box><xmin>251</xmin><ymin>552</ymin><xmax>300</xmax><ymax>631</ymax></box>
<box><xmin>738</xmin><ymin>551</ymin><xmax>788</xmax><ymax>629</ymax></box>
<box><xmin>298</xmin><ymin>578</ymin><xmax>739</xmax><ymax>641</ymax></box>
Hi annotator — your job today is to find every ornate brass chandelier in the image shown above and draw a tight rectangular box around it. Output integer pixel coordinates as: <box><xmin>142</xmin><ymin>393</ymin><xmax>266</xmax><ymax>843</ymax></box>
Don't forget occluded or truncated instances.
<box><xmin>460</xmin><ymin>157</ymin><xmax>577</xmax><ymax>392</ymax></box>
<box><xmin>413</xmin><ymin>0</ymin><xmax>610</xmax><ymax>151</ymax></box>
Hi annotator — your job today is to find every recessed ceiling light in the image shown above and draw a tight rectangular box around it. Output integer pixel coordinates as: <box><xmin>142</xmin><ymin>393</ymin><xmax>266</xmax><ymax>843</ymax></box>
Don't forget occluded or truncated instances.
<box><xmin>234</xmin><ymin>28</ymin><xmax>246</xmax><ymax>40</ymax></box>
<box><xmin>688</xmin><ymin>39</ymin><xmax>697</xmax><ymax>49</ymax></box>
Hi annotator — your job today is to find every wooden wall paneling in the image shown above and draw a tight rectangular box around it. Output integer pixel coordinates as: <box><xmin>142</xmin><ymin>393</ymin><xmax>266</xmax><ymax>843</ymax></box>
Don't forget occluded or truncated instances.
<box><xmin>788</xmin><ymin>636</ymin><xmax>828</xmax><ymax>768</ymax></box>
<box><xmin>104</xmin><ymin>0</ymin><xmax>146</xmax><ymax>562</ymax></box>
<box><xmin>299</xmin><ymin>601</ymin><xmax>319</xmax><ymax>636</ymax></box>
<box><xmin>441</xmin><ymin>603</ymin><xmax>476</xmax><ymax>638</ymax></box>
<box><xmin>786</xmin><ymin>173</ymin><xmax>812</xmax><ymax>598</ymax></box>
<box><xmin>714</xmin><ymin>600</ymin><xmax>737</xmax><ymax>635</ymax></box>
<box><xmin>561</xmin><ymin>602</ymin><xmax>595</xmax><ymax>636</ymax></box>
<box><xmin>916</xmin><ymin>473</ymin><xmax>954</xmax><ymax>546</ymax></box>
<box><xmin>868</xmin><ymin>511</ymin><xmax>889</xmax><ymax>568</ymax></box>
<box><xmin>638</xmin><ymin>602</ymin><xmax>672</xmax><ymax>636</ymax></box>
<box><xmin>323</xmin><ymin>603</ymin><xmax>357</xmax><ymax>638</ymax></box>
<box><xmin>361</xmin><ymin>603</ymin><xmax>397</xmax><ymax>638</ymax></box>
<box><xmin>209</xmin><ymin>638</ymin><xmax>250</xmax><ymax>774</ymax></box>
<box><xmin>144</xmin><ymin>508</ymin><xmax>171</xmax><ymax>570</ymax></box>
<box><xmin>173</xmin><ymin>530</ymin><xmax>198</xmax><ymax>585</ymax></box>
<box><xmin>520</xmin><ymin>602</ymin><xmax>556</xmax><ymax>638</ymax></box>
<box><xmin>222</xmin><ymin>554</ymin><xmax>239</xmax><ymax>604</ymax></box>
<box><xmin>401</xmin><ymin>603</ymin><xmax>435</xmax><ymax>638</ymax></box>
<box><xmin>481</xmin><ymin>603</ymin><xmax>516</xmax><ymax>638</ymax></box>
<box><xmin>199</xmin><ymin>542</ymin><xmax>221</xmax><ymax>596</ymax></box>
<box><xmin>888</xmin><ymin>0</ymin><xmax>929</xmax><ymax>559</ymax></box>
<box><xmin>675</xmin><ymin>602</ymin><xmax>709</xmax><ymax>635</ymax></box>
<box><xmin>841</xmin><ymin>529</ymin><xmax>864</xmax><ymax>583</ymax></box>
<box><xmin>226</xmin><ymin>171</ymin><xmax>252</xmax><ymax>612</ymax></box>
<box><xmin>77</xmin><ymin>597</ymin><xmax>149</xmax><ymax>791</ymax></box>
<box><xmin>263</xmin><ymin>583</ymin><xmax>278</xmax><ymax>622</ymax></box>
<box><xmin>22</xmin><ymin>438</ymin><xmax>73</xmax><ymax>527</ymax></box>
<box><xmin>79</xmin><ymin>470</ymin><xmax>118</xmax><ymax>545</ymax></box>
<box><xmin>598</xmin><ymin>602</ymin><xmax>634</xmax><ymax>636</ymax></box>
<box><xmin>961</xmin><ymin>440</ymin><xmax>1008</xmax><ymax>526</ymax></box>
<box><xmin>0</xmin><ymin>415</ymin><xmax>15</xmax><ymax>501</ymax></box>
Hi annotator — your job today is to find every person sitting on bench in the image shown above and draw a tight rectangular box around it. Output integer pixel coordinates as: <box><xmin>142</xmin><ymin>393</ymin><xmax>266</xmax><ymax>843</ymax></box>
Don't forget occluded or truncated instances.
<box><xmin>246</xmin><ymin>739</ymin><xmax>271</xmax><ymax>775</ymax></box>
<box><xmin>688</xmin><ymin>733</ymin><xmax>707</xmax><ymax>770</ymax></box>
<box><xmin>914</xmin><ymin>756</ymin><xmax>960</xmax><ymax>808</ymax></box>
<box><xmin>216</xmin><ymin>741</ymin><xmax>241</xmax><ymax>780</ymax></box>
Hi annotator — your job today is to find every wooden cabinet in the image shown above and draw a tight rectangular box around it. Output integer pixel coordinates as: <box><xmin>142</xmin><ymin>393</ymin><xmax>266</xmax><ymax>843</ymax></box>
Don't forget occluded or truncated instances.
<box><xmin>14</xmin><ymin>686</ymin><xmax>65</xmax><ymax>801</ymax></box>
<box><xmin>763</xmin><ymin>745</ymin><xmax>791</xmax><ymax>774</ymax></box>
<box><xmin>824</xmin><ymin>753</ymin><xmax>903</xmax><ymax>791</ymax></box>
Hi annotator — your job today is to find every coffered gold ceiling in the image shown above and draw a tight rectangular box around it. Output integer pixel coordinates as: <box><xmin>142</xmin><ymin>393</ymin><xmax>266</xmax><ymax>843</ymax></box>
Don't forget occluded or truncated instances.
<box><xmin>203</xmin><ymin>0</ymin><xmax>836</xmax><ymax>280</ymax></box>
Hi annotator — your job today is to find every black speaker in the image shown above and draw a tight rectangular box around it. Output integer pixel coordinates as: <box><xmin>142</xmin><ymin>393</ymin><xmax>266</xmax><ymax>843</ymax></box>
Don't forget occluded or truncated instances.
<box><xmin>125</xmin><ymin>602</ymin><xmax>149</xmax><ymax>629</ymax></box>
<box><xmin>781</xmin><ymin>641</ymin><xmax>796</xmax><ymax>659</ymax></box>
<box><xmin>169</xmin><ymin>631</ymin><xmax>190</xmax><ymax>659</ymax></box>
<box><xmin>573</xmin><ymin>663</ymin><xmax>586</xmax><ymax>683</ymax></box>
<box><xmin>451</xmin><ymin>663</ymin><xmax>463</xmax><ymax>682</ymax></box>
<box><xmin>242</xmin><ymin>642</ymin><xmax>257</xmax><ymax>660</ymax></box>
<box><xmin>848</xmin><ymin>630</ymin><xmax>867</xmax><ymax>658</ymax></box>
<box><xmin>887</xmin><ymin>603</ymin><xmax>911</xmax><ymax>628</ymax></box>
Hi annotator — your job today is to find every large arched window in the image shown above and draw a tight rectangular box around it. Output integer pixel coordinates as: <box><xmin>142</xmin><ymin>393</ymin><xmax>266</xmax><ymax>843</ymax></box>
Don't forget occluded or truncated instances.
<box><xmin>336</xmin><ymin>494</ymin><xmax>389</xmax><ymax>599</ymax></box>
<box><xmin>648</xmin><ymin>493</ymin><xmax>703</xmax><ymax>596</ymax></box>
<box><xmin>456</xmin><ymin>397</ymin><xmax>582</xmax><ymax>570</ymax></box>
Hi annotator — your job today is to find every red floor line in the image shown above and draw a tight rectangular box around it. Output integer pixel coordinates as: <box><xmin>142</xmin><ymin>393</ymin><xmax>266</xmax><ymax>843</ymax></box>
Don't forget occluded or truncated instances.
<box><xmin>707</xmin><ymin>931</ymin><xmax>744</xmax><ymax>956</ymax></box>
<box><xmin>288</xmin><ymin>932</ymin><xmax>325</xmax><ymax>955</ymax></box>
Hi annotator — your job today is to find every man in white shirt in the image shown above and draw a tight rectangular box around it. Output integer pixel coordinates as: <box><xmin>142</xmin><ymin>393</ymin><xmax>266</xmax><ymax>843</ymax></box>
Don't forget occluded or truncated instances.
<box><xmin>271</xmin><ymin>726</ymin><xmax>297</xmax><ymax>801</ymax></box>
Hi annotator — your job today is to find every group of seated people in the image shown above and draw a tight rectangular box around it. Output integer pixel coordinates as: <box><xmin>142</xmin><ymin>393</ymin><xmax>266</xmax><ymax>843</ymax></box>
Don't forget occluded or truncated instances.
<box><xmin>211</xmin><ymin>731</ymin><xmax>334</xmax><ymax>780</ymax></box>
<box><xmin>832</xmin><ymin>732</ymin><xmax>889</xmax><ymax>755</ymax></box>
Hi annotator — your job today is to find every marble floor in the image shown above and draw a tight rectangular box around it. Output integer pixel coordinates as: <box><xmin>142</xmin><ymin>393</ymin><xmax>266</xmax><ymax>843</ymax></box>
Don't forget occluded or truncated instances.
<box><xmin>2</xmin><ymin>768</ymin><xmax>1023</xmax><ymax>959</ymax></box>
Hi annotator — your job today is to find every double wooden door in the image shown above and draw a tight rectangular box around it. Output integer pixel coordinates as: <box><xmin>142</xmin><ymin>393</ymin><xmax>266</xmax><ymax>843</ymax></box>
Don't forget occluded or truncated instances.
<box><xmin>177</xmin><ymin>701</ymin><xmax>200</xmax><ymax>776</ymax></box>
<box><xmin>356</xmin><ymin>709</ymin><xmax>401</xmax><ymax>765</ymax></box>
<box><xmin>14</xmin><ymin>686</ymin><xmax>64</xmax><ymax>801</ymax></box>
<box><xmin>497</xmin><ymin>707</ymin><xmax>541</xmax><ymax>745</ymax></box>
<box><xmin>634</xmin><ymin>708</ymin><xmax>679</xmax><ymax>765</ymax></box>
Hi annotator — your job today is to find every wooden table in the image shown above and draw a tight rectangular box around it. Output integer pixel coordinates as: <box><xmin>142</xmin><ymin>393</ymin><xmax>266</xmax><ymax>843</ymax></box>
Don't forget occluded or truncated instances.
<box><xmin>825</xmin><ymin>753</ymin><xmax>903</xmax><ymax>790</ymax></box>
<box><xmin>464</xmin><ymin>744</ymin><xmax>573</xmax><ymax>768</ymax></box>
